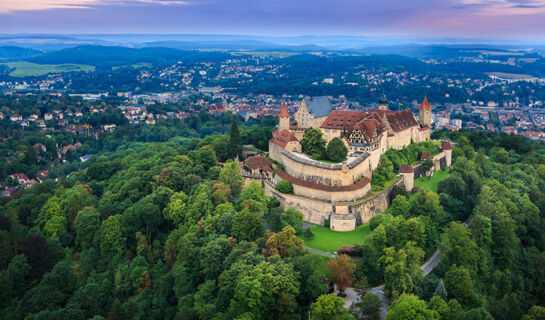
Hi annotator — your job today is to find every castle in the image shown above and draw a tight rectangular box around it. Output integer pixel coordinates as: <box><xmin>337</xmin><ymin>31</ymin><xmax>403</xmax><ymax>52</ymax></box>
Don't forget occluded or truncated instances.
<box><xmin>242</xmin><ymin>96</ymin><xmax>451</xmax><ymax>231</ymax></box>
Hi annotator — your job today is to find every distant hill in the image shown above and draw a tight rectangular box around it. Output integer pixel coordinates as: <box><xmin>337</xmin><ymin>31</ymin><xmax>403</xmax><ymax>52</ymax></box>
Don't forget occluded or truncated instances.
<box><xmin>357</xmin><ymin>44</ymin><xmax>534</xmax><ymax>59</ymax></box>
<box><xmin>28</xmin><ymin>45</ymin><xmax>233</xmax><ymax>68</ymax></box>
<box><xmin>142</xmin><ymin>40</ymin><xmax>323</xmax><ymax>52</ymax></box>
<box><xmin>0</xmin><ymin>46</ymin><xmax>42</xmax><ymax>61</ymax></box>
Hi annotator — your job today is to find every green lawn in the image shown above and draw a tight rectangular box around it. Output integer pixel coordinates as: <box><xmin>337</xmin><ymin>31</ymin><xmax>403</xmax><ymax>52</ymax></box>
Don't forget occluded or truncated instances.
<box><xmin>414</xmin><ymin>168</ymin><xmax>451</xmax><ymax>193</ymax></box>
<box><xmin>2</xmin><ymin>62</ymin><xmax>95</xmax><ymax>76</ymax></box>
<box><xmin>300</xmin><ymin>223</ymin><xmax>371</xmax><ymax>253</ymax></box>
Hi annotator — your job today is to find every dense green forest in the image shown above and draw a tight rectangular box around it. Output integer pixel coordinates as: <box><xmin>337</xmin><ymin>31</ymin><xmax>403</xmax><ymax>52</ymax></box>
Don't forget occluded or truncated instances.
<box><xmin>2</xmin><ymin>126</ymin><xmax>545</xmax><ymax>319</ymax></box>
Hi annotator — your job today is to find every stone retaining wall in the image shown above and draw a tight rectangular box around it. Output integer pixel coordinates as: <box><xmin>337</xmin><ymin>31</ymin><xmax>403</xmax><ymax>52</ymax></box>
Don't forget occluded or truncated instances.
<box><xmin>330</xmin><ymin>213</ymin><xmax>357</xmax><ymax>232</ymax></box>
<box><xmin>264</xmin><ymin>181</ymin><xmax>334</xmax><ymax>225</ymax></box>
<box><xmin>278</xmin><ymin>149</ymin><xmax>374</xmax><ymax>187</ymax></box>
<box><xmin>349</xmin><ymin>178</ymin><xmax>405</xmax><ymax>224</ymax></box>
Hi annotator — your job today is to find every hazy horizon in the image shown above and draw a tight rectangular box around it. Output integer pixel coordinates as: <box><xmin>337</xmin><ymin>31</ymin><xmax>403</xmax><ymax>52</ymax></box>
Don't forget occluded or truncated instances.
<box><xmin>2</xmin><ymin>0</ymin><xmax>545</xmax><ymax>39</ymax></box>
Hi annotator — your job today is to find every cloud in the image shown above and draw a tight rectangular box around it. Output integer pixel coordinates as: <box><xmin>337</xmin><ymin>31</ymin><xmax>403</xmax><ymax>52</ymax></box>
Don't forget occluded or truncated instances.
<box><xmin>452</xmin><ymin>0</ymin><xmax>545</xmax><ymax>14</ymax></box>
<box><xmin>0</xmin><ymin>0</ymin><xmax>188</xmax><ymax>14</ymax></box>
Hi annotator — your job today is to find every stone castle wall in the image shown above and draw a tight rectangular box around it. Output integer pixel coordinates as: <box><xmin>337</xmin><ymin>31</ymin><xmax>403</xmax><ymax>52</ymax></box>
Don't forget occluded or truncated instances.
<box><xmin>349</xmin><ymin>178</ymin><xmax>404</xmax><ymax>224</ymax></box>
<box><xmin>278</xmin><ymin>150</ymin><xmax>373</xmax><ymax>186</ymax></box>
<box><xmin>330</xmin><ymin>214</ymin><xmax>357</xmax><ymax>232</ymax></box>
<box><xmin>266</xmin><ymin>177</ymin><xmax>405</xmax><ymax>228</ymax></box>
<box><xmin>264</xmin><ymin>181</ymin><xmax>333</xmax><ymax>225</ymax></box>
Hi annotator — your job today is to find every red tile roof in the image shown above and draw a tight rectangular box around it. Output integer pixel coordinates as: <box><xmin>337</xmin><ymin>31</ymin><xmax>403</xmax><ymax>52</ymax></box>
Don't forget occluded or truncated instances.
<box><xmin>244</xmin><ymin>156</ymin><xmax>273</xmax><ymax>172</ymax></box>
<box><xmin>270</xmin><ymin>129</ymin><xmax>299</xmax><ymax>147</ymax></box>
<box><xmin>279</xmin><ymin>102</ymin><xmax>290</xmax><ymax>118</ymax></box>
<box><xmin>320</xmin><ymin>110</ymin><xmax>368</xmax><ymax>130</ymax></box>
<box><xmin>276</xmin><ymin>169</ymin><xmax>370</xmax><ymax>192</ymax></box>
<box><xmin>382</xmin><ymin>109</ymin><xmax>419</xmax><ymax>132</ymax></box>
<box><xmin>353</xmin><ymin>119</ymin><xmax>382</xmax><ymax>141</ymax></box>
<box><xmin>399</xmin><ymin>164</ymin><xmax>414</xmax><ymax>173</ymax></box>
<box><xmin>441</xmin><ymin>141</ymin><xmax>452</xmax><ymax>150</ymax></box>
<box><xmin>419</xmin><ymin>97</ymin><xmax>432</xmax><ymax>111</ymax></box>
<box><xmin>421</xmin><ymin>152</ymin><xmax>433</xmax><ymax>160</ymax></box>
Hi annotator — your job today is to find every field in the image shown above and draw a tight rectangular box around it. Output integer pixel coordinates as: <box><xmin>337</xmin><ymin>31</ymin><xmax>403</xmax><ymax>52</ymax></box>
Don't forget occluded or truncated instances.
<box><xmin>2</xmin><ymin>61</ymin><xmax>95</xmax><ymax>77</ymax></box>
<box><xmin>414</xmin><ymin>168</ymin><xmax>451</xmax><ymax>193</ymax></box>
<box><xmin>486</xmin><ymin>72</ymin><xmax>536</xmax><ymax>80</ymax></box>
<box><xmin>300</xmin><ymin>223</ymin><xmax>371</xmax><ymax>253</ymax></box>
<box><xmin>112</xmin><ymin>62</ymin><xmax>153</xmax><ymax>70</ymax></box>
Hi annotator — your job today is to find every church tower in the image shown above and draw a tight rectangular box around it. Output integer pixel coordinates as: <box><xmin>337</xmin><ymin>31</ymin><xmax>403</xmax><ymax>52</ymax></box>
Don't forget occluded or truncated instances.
<box><xmin>378</xmin><ymin>95</ymin><xmax>388</xmax><ymax>110</ymax></box>
<box><xmin>418</xmin><ymin>97</ymin><xmax>432</xmax><ymax>128</ymax></box>
<box><xmin>278</xmin><ymin>102</ymin><xmax>290</xmax><ymax>131</ymax></box>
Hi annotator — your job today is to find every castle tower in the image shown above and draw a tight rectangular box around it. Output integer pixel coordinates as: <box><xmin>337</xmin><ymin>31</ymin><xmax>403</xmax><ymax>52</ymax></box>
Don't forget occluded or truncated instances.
<box><xmin>418</xmin><ymin>97</ymin><xmax>432</xmax><ymax>128</ymax></box>
<box><xmin>378</xmin><ymin>95</ymin><xmax>388</xmax><ymax>110</ymax></box>
<box><xmin>278</xmin><ymin>102</ymin><xmax>290</xmax><ymax>131</ymax></box>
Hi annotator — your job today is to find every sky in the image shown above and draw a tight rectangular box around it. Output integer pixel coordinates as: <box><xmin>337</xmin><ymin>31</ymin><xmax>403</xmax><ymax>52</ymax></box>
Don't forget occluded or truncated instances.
<box><xmin>1</xmin><ymin>0</ymin><xmax>545</xmax><ymax>38</ymax></box>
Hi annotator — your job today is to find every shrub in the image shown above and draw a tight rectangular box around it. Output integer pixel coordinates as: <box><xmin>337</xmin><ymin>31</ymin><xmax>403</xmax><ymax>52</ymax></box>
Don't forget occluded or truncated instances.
<box><xmin>304</xmin><ymin>228</ymin><xmax>315</xmax><ymax>239</ymax></box>
<box><xmin>275</xmin><ymin>180</ymin><xmax>293</xmax><ymax>194</ymax></box>
<box><xmin>337</xmin><ymin>245</ymin><xmax>353</xmax><ymax>255</ymax></box>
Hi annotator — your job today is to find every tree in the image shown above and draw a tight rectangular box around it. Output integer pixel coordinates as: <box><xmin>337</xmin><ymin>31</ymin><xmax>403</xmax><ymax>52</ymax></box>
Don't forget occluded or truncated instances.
<box><xmin>444</xmin><ymin>265</ymin><xmax>474</xmax><ymax>306</ymax></box>
<box><xmin>440</xmin><ymin>222</ymin><xmax>479</xmax><ymax>272</ymax></box>
<box><xmin>199</xmin><ymin>236</ymin><xmax>231</xmax><ymax>280</ymax></box>
<box><xmin>434</xmin><ymin>280</ymin><xmax>447</xmax><ymax>300</ymax></box>
<box><xmin>410</xmin><ymin>190</ymin><xmax>446</xmax><ymax>227</ymax></box>
<box><xmin>99</xmin><ymin>214</ymin><xmax>126</xmax><ymax>259</ymax></box>
<box><xmin>275</xmin><ymin>180</ymin><xmax>293</xmax><ymax>194</ymax></box>
<box><xmin>163</xmin><ymin>191</ymin><xmax>188</xmax><ymax>225</ymax></box>
<box><xmin>74</xmin><ymin>207</ymin><xmax>100</xmax><ymax>250</ymax></box>
<box><xmin>422</xmin><ymin>159</ymin><xmax>434</xmax><ymax>180</ymax></box>
<box><xmin>279</xmin><ymin>208</ymin><xmax>304</xmax><ymax>234</ymax></box>
<box><xmin>262</xmin><ymin>226</ymin><xmax>303</xmax><ymax>258</ymax></box>
<box><xmin>232</xmin><ymin>209</ymin><xmax>265</xmax><ymax>241</ymax></box>
<box><xmin>219</xmin><ymin>161</ymin><xmax>244</xmax><ymax>198</ymax></box>
<box><xmin>327</xmin><ymin>254</ymin><xmax>356</xmax><ymax>292</ymax></box>
<box><xmin>211</xmin><ymin>182</ymin><xmax>231</xmax><ymax>205</ymax></box>
<box><xmin>311</xmin><ymin>294</ymin><xmax>354</xmax><ymax>320</ymax></box>
<box><xmin>462</xmin><ymin>308</ymin><xmax>493</xmax><ymax>320</ymax></box>
<box><xmin>230</xmin><ymin>257</ymin><xmax>300</xmax><ymax>319</ymax></box>
<box><xmin>351</xmin><ymin>293</ymin><xmax>381</xmax><ymax>320</ymax></box>
<box><xmin>327</xmin><ymin>138</ymin><xmax>348</xmax><ymax>162</ymax></box>
<box><xmin>386</xmin><ymin>294</ymin><xmax>437</xmax><ymax>320</ymax></box>
<box><xmin>381</xmin><ymin>242</ymin><xmax>424</xmax><ymax>299</ymax></box>
<box><xmin>229</xmin><ymin>121</ymin><xmax>242</xmax><ymax>159</ymax></box>
<box><xmin>523</xmin><ymin>306</ymin><xmax>545</xmax><ymax>320</ymax></box>
<box><xmin>301</xmin><ymin>128</ymin><xmax>326</xmax><ymax>159</ymax></box>
<box><xmin>391</xmin><ymin>195</ymin><xmax>411</xmax><ymax>219</ymax></box>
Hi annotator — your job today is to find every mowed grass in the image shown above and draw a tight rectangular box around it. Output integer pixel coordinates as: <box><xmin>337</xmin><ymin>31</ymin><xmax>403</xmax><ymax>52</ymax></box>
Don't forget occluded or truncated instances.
<box><xmin>299</xmin><ymin>223</ymin><xmax>371</xmax><ymax>253</ymax></box>
<box><xmin>2</xmin><ymin>62</ymin><xmax>95</xmax><ymax>77</ymax></box>
<box><xmin>414</xmin><ymin>168</ymin><xmax>451</xmax><ymax>193</ymax></box>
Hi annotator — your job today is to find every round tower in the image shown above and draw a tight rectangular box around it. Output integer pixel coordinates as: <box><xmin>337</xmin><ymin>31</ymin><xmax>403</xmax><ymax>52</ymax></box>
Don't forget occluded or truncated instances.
<box><xmin>279</xmin><ymin>102</ymin><xmax>290</xmax><ymax>131</ymax></box>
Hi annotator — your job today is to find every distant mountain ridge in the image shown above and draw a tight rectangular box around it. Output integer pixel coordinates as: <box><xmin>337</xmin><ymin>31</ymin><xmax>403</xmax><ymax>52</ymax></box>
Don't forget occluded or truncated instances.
<box><xmin>0</xmin><ymin>46</ymin><xmax>42</xmax><ymax>61</ymax></box>
<box><xmin>27</xmin><ymin>45</ymin><xmax>233</xmax><ymax>68</ymax></box>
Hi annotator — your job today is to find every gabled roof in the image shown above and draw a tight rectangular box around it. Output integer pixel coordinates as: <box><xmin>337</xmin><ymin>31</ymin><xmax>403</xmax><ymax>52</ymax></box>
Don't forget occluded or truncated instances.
<box><xmin>279</xmin><ymin>102</ymin><xmax>290</xmax><ymax>118</ymax></box>
<box><xmin>244</xmin><ymin>156</ymin><xmax>273</xmax><ymax>172</ymax></box>
<box><xmin>304</xmin><ymin>96</ymin><xmax>333</xmax><ymax>118</ymax></box>
<box><xmin>353</xmin><ymin>119</ymin><xmax>382</xmax><ymax>141</ymax></box>
<box><xmin>421</xmin><ymin>152</ymin><xmax>434</xmax><ymax>160</ymax></box>
<box><xmin>384</xmin><ymin>109</ymin><xmax>419</xmax><ymax>132</ymax></box>
<box><xmin>270</xmin><ymin>129</ymin><xmax>299</xmax><ymax>147</ymax></box>
<box><xmin>320</xmin><ymin>110</ymin><xmax>368</xmax><ymax>130</ymax></box>
<box><xmin>399</xmin><ymin>164</ymin><xmax>414</xmax><ymax>173</ymax></box>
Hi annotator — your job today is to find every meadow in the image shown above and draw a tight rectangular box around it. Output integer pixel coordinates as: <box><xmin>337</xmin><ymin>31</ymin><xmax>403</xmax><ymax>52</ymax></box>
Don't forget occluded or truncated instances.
<box><xmin>2</xmin><ymin>61</ymin><xmax>95</xmax><ymax>76</ymax></box>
